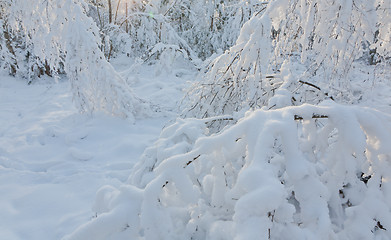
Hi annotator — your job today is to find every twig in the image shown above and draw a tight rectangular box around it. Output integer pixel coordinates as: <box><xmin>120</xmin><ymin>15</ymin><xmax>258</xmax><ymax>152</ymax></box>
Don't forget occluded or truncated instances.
<box><xmin>265</xmin><ymin>75</ymin><xmax>276</xmax><ymax>79</ymax></box>
<box><xmin>224</xmin><ymin>52</ymin><xmax>241</xmax><ymax>74</ymax></box>
<box><xmin>299</xmin><ymin>80</ymin><xmax>321</xmax><ymax>90</ymax></box>
<box><xmin>164</xmin><ymin>0</ymin><xmax>178</xmax><ymax>16</ymax></box>
<box><xmin>294</xmin><ymin>114</ymin><xmax>328</xmax><ymax>120</ymax></box>
<box><xmin>255</xmin><ymin>6</ymin><xmax>267</xmax><ymax>16</ymax></box>
<box><xmin>203</xmin><ymin>116</ymin><xmax>235</xmax><ymax>124</ymax></box>
<box><xmin>184</xmin><ymin>155</ymin><xmax>201</xmax><ymax>168</ymax></box>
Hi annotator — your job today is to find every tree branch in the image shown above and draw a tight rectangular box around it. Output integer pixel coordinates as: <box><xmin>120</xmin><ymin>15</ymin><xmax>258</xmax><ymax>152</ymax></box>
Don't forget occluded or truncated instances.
<box><xmin>299</xmin><ymin>80</ymin><xmax>321</xmax><ymax>90</ymax></box>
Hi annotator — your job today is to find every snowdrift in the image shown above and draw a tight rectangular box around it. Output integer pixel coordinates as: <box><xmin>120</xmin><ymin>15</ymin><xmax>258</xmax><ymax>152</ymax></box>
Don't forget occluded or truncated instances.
<box><xmin>65</xmin><ymin>103</ymin><xmax>391</xmax><ymax>240</ymax></box>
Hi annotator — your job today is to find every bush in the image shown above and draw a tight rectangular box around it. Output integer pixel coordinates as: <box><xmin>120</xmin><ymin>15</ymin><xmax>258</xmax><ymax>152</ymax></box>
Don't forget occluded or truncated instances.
<box><xmin>65</xmin><ymin>103</ymin><xmax>391</xmax><ymax>239</ymax></box>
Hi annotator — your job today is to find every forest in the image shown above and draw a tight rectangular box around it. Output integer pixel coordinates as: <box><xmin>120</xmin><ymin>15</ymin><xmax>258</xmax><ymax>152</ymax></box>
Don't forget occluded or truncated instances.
<box><xmin>1</xmin><ymin>0</ymin><xmax>391</xmax><ymax>239</ymax></box>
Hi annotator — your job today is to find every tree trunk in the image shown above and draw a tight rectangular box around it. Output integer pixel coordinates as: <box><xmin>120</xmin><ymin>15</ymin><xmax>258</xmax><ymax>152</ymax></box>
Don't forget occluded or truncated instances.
<box><xmin>114</xmin><ymin>0</ymin><xmax>121</xmax><ymax>24</ymax></box>
<box><xmin>108</xmin><ymin>0</ymin><xmax>112</xmax><ymax>24</ymax></box>
<box><xmin>125</xmin><ymin>2</ymin><xmax>128</xmax><ymax>33</ymax></box>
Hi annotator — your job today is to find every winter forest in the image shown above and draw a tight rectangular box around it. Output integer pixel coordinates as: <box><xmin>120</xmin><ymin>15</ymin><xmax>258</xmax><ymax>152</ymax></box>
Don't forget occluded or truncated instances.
<box><xmin>1</xmin><ymin>0</ymin><xmax>391</xmax><ymax>239</ymax></box>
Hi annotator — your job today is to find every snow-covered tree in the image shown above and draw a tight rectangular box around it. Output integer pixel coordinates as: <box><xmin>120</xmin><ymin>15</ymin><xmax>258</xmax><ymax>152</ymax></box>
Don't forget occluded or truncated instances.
<box><xmin>373</xmin><ymin>0</ymin><xmax>391</xmax><ymax>63</ymax></box>
<box><xmin>2</xmin><ymin>0</ymin><xmax>147</xmax><ymax>119</ymax></box>
<box><xmin>84</xmin><ymin>0</ymin><xmax>266</xmax><ymax>62</ymax></box>
<box><xmin>274</xmin><ymin>0</ymin><xmax>387</xmax><ymax>88</ymax></box>
<box><xmin>184</xmin><ymin>0</ymin><xmax>391</xmax><ymax>122</ymax></box>
<box><xmin>0</xmin><ymin>0</ymin><xmax>57</xmax><ymax>80</ymax></box>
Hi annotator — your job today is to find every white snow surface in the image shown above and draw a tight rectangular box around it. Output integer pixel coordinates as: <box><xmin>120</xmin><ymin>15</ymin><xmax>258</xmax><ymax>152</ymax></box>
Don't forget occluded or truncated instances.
<box><xmin>0</xmin><ymin>57</ymin><xmax>193</xmax><ymax>240</ymax></box>
<box><xmin>1</xmin><ymin>56</ymin><xmax>391</xmax><ymax>240</ymax></box>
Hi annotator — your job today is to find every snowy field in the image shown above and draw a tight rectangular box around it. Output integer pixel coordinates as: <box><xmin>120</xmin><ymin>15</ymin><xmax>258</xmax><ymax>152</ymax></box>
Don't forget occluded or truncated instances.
<box><xmin>0</xmin><ymin>58</ymin><xmax>194</xmax><ymax>239</ymax></box>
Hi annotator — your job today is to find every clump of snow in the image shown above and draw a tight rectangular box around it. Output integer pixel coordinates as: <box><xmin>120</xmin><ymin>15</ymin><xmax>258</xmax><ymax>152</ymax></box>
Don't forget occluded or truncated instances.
<box><xmin>66</xmin><ymin>102</ymin><xmax>391</xmax><ymax>239</ymax></box>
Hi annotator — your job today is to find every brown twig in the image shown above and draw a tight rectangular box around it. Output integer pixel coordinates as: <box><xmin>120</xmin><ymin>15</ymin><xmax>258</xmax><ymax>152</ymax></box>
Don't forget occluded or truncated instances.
<box><xmin>299</xmin><ymin>80</ymin><xmax>321</xmax><ymax>90</ymax></box>
<box><xmin>294</xmin><ymin>114</ymin><xmax>328</xmax><ymax>121</ymax></box>
<box><xmin>184</xmin><ymin>155</ymin><xmax>201</xmax><ymax>168</ymax></box>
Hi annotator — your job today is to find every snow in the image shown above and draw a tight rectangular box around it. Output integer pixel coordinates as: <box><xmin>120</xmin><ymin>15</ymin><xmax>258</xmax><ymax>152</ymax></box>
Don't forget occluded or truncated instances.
<box><xmin>1</xmin><ymin>51</ymin><xmax>391</xmax><ymax>239</ymax></box>
<box><xmin>0</xmin><ymin>59</ymin><xmax>193</xmax><ymax>240</ymax></box>
<box><xmin>62</xmin><ymin>94</ymin><xmax>390</xmax><ymax>239</ymax></box>
<box><xmin>2</xmin><ymin>0</ymin><xmax>391</xmax><ymax>238</ymax></box>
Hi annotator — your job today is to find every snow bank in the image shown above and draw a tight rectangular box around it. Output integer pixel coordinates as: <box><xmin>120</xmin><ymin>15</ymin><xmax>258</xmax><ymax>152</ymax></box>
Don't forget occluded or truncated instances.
<box><xmin>66</xmin><ymin>102</ymin><xmax>391</xmax><ymax>239</ymax></box>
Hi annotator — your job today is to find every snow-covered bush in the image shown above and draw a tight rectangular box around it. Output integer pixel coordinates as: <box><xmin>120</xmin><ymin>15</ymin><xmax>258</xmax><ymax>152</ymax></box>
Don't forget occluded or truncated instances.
<box><xmin>99</xmin><ymin>24</ymin><xmax>133</xmax><ymax>60</ymax></box>
<box><xmin>61</xmin><ymin>0</ymin><xmax>148</xmax><ymax>119</ymax></box>
<box><xmin>184</xmin><ymin>0</ymin><xmax>391</xmax><ymax>120</ymax></box>
<box><xmin>64</xmin><ymin>103</ymin><xmax>391</xmax><ymax>239</ymax></box>
<box><xmin>183</xmin><ymin>10</ymin><xmax>273</xmax><ymax>120</ymax></box>
<box><xmin>273</xmin><ymin>0</ymin><xmax>390</xmax><ymax>89</ymax></box>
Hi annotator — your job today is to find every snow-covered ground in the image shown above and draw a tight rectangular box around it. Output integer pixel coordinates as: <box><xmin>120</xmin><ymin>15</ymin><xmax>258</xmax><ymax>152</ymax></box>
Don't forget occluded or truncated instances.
<box><xmin>0</xmin><ymin>57</ymin><xmax>194</xmax><ymax>240</ymax></box>
<box><xmin>1</xmin><ymin>57</ymin><xmax>391</xmax><ymax>239</ymax></box>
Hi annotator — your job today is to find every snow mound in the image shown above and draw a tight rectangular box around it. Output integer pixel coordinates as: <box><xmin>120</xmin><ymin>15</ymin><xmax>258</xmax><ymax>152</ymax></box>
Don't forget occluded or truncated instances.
<box><xmin>65</xmin><ymin>103</ymin><xmax>391</xmax><ymax>240</ymax></box>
